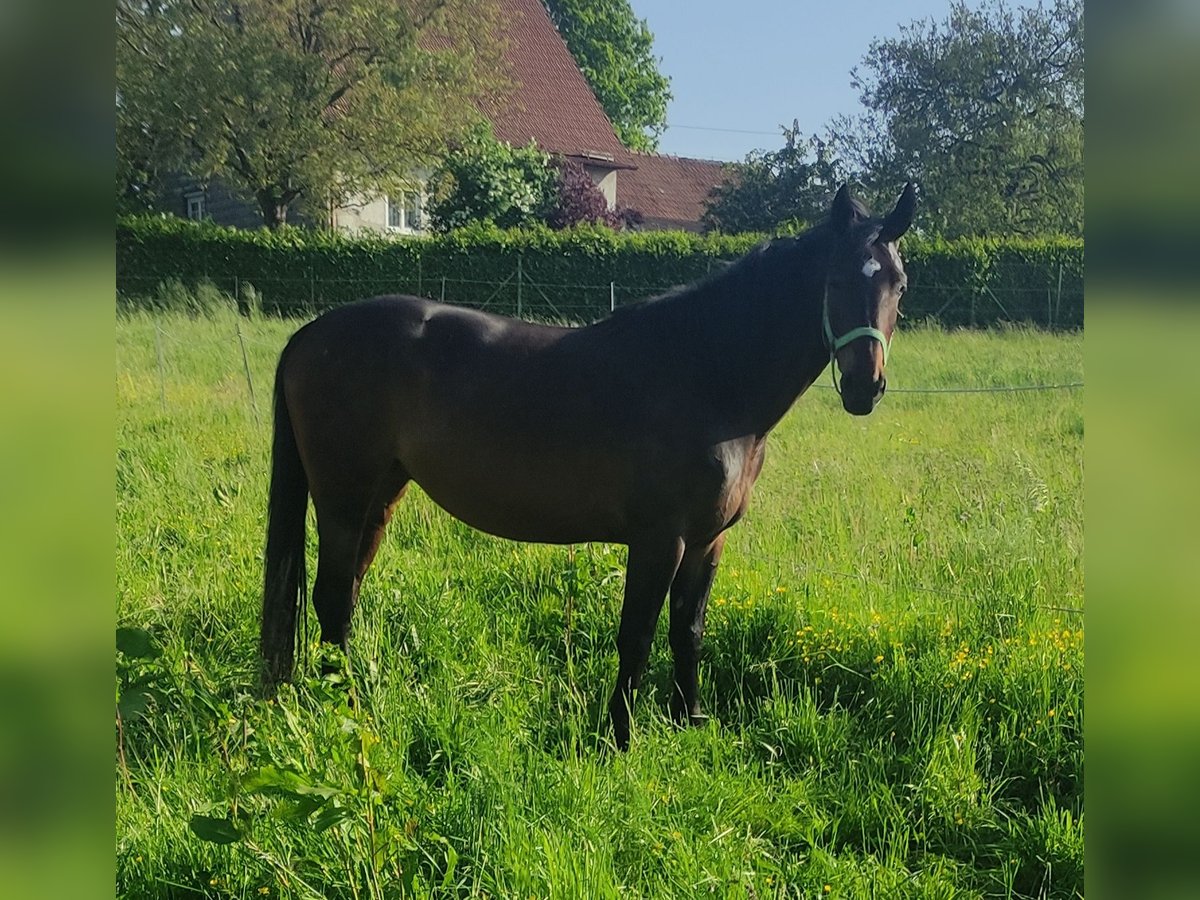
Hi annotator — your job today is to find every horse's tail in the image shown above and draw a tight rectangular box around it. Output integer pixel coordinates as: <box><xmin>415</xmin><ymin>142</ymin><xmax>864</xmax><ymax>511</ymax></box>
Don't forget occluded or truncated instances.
<box><xmin>260</xmin><ymin>349</ymin><xmax>308</xmax><ymax>690</ymax></box>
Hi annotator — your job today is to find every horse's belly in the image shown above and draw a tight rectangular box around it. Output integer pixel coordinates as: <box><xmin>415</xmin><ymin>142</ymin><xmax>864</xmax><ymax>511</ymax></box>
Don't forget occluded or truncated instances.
<box><xmin>404</xmin><ymin>449</ymin><xmax>628</xmax><ymax>544</ymax></box>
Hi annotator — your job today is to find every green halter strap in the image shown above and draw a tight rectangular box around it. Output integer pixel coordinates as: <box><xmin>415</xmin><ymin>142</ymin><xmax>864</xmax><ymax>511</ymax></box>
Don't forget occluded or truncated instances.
<box><xmin>822</xmin><ymin>291</ymin><xmax>892</xmax><ymax>394</ymax></box>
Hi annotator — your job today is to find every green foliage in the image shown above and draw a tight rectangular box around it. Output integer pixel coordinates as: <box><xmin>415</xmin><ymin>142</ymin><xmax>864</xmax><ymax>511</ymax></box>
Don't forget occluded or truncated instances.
<box><xmin>703</xmin><ymin>126</ymin><xmax>845</xmax><ymax>234</ymax></box>
<box><xmin>115</xmin><ymin>0</ymin><xmax>504</xmax><ymax>227</ymax></box>
<box><xmin>427</xmin><ymin>127</ymin><xmax>637</xmax><ymax>232</ymax></box>
<box><xmin>542</xmin><ymin>0</ymin><xmax>672</xmax><ymax>152</ymax></box>
<box><xmin>116</xmin><ymin>214</ymin><xmax>1084</xmax><ymax>327</ymax></box>
<box><xmin>427</xmin><ymin>126</ymin><xmax>558</xmax><ymax>231</ymax></box>
<box><xmin>838</xmin><ymin>0</ymin><xmax>1084</xmax><ymax>237</ymax></box>
<box><xmin>900</xmin><ymin>234</ymin><xmax>1084</xmax><ymax>327</ymax></box>
<box><xmin>116</xmin><ymin>313</ymin><xmax>1083</xmax><ymax>898</ymax></box>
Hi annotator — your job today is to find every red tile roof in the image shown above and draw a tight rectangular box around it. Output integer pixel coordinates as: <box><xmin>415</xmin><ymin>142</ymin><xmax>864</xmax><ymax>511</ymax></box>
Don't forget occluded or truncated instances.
<box><xmin>619</xmin><ymin>153</ymin><xmax>730</xmax><ymax>231</ymax></box>
<box><xmin>432</xmin><ymin>0</ymin><xmax>731</xmax><ymax>229</ymax></box>
<box><xmin>483</xmin><ymin>0</ymin><xmax>633</xmax><ymax>167</ymax></box>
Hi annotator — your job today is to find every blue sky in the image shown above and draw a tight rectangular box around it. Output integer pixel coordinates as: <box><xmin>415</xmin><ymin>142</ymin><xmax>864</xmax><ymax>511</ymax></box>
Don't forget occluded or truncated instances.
<box><xmin>628</xmin><ymin>0</ymin><xmax>1034</xmax><ymax>161</ymax></box>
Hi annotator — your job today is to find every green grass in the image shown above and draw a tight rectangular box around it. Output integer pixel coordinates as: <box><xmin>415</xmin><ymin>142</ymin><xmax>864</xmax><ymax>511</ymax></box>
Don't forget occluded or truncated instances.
<box><xmin>116</xmin><ymin>301</ymin><xmax>1083</xmax><ymax>899</ymax></box>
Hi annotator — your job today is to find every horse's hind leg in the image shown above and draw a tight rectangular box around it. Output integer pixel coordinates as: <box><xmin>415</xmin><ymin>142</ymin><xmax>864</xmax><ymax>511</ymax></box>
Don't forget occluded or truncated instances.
<box><xmin>311</xmin><ymin>510</ymin><xmax>365</xmax><ymax>655</ymax></box>
<box><xmin>355</xmin><ymin>463</ymin><xmax>410</xmax><ymax>581</ymax></box>
<box><xmin>310</xmin><ymin>464</ymin><xmax>410</xmax><ymax>665</ymax></box>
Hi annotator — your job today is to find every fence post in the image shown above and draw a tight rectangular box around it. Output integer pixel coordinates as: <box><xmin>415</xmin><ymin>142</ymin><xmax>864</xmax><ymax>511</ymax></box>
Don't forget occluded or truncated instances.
<box><xmin>1055</xmin><ymin>263</ymin><xmax>1064</xmax><ymax>329</ymax></box>
<box><xmin>516</xmin><ymin>255</ymin><xmax>523</xmax><ymax>318</ymax></box>
<box><xmin>236</xmin><ymin>320</ymin><xmax>261</xmax><ymax>427</ymax></box>
<box><xmin>610</xmin><ymin>281</ymin><xmax>615</xmax><ymax>313</ymax></box>
<box><xmin>154</xmin><ymin>322</ymin><xmax>166</xmax><ymax>413</ymax></box>
<box><xmin>309</xmin><ymin>266</ymin><xmax>315</xmax><ymax>309</ymax></box>
<box><xmin>440</xmin><ymin>276</ymin><xmax>446</xmax><ymax>304</ymax></box>
<box><xmin>417</xmin><ymin>256</ymin><xmax>423</xmax><ymax>298</ymax></box>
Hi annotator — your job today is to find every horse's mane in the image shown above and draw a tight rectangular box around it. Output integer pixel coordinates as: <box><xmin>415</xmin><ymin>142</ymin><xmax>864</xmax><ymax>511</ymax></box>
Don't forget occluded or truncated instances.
<box><xmin>593</xmin><ymin>213</ymin><xmax>858</xmax><ymax>352</ymax></box>
<box><xmin>600</xmin><ymin>198</ymin><xmax>877</xmax><ymax>333</ymax></box>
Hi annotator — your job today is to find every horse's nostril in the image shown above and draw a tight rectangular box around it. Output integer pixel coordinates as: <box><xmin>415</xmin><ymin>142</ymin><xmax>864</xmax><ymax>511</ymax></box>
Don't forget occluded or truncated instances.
<box><xmin>878</xmin><ymin>378</ymin><xmax>887</xmax><ymax>396</ymax></box>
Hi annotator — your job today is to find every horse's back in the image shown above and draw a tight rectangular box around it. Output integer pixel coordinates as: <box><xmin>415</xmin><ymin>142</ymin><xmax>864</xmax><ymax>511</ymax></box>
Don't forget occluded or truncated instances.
<box><xmin>278</xmin><ymin>296</ymin><xmax>649</xmax><ymax>541</ymax></box>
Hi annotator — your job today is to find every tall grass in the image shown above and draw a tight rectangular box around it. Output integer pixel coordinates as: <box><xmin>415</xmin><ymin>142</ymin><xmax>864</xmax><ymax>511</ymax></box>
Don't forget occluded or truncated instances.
<box><xmin>116</xmin><ymin>297</ymin><xmax>1083</xmax><ymax>899</ymax></box>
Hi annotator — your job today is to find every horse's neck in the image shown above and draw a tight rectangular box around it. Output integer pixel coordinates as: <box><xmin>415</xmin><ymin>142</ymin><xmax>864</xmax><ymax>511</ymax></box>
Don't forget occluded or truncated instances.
<box><xmin>697</xmin><ymin>257</ymin><xmax>830</xmax><ymax>439</ymax></box>
<box><xmin>741</xmin><ymin>301</ymin><xmax>829</xmax><ymax>438</ymax></box>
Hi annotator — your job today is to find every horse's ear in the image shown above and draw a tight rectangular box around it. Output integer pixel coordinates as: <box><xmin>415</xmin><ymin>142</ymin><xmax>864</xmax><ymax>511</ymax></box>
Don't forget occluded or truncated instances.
<box><xmin>830</xmin><ymin>183</ymin><xmax>855</xmax><ymax>233</ymax></box>
<box><xmin>877</xmin><ymin>182</ymin><xmax>917</xmax><ymax>244</ymax></box>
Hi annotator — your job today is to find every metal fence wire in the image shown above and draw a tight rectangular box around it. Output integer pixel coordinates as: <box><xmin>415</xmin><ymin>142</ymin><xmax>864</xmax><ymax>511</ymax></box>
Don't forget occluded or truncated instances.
<box><xmin>116</xmin><ymin>256</ymin><xmax>1084</xmax><ymax>330</ymax></box>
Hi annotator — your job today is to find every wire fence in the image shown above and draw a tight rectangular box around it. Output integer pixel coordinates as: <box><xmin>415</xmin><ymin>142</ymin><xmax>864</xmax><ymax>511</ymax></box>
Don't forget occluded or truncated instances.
<box><xmin>117</xmin><ymin>255</ymin><xmax>1084</xmax><ymax>330</ymax></box>
<box><xmin>139</xmin><ymin>305</ymin><xmax>1083</xmax><ymax>432</ymax></box>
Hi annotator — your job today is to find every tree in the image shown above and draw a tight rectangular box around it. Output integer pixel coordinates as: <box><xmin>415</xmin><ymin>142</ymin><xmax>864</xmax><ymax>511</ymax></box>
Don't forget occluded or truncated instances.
<box><xmin>427</xmin><ymin>127</ymin><xmax>639</xmax><ymax>232</ymax></box>
<box><xmin>426</xmin><ymin>126</ymin><xmax>557</xmax><ymax>231</ymax></box>
<box><xmin>116</xmin><ymin>0</ymin><xmax>504</xmax><ymax>228</ymax></box>
<box><xmin>541</xmin><ymin>0</ymin><xmax>672</xmax><ymax>152</ymax></box>
<box><xmin>547</xmin><ymin>157</ymin><xmax>643</xmax><ymax>229</ymax></box>
<box><xmin>702</xmin><ymin>123</ymin><xmax>845</xmax><ymax>234</ymax></box>
<box><xmin>836</xmin><ymin>0</ymin><xmax>1083</xmax><ymax>237</ymax></box>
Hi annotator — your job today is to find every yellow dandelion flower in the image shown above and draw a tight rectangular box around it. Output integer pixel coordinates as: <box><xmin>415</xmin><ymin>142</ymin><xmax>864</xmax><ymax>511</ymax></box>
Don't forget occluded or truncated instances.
<box><xmin>1048</xmin><ymin>709</ymin><xmax>1056</xmax><ymax>717</ymax></box>
<box><xmin>874</xmin><ymin>655</ymin><xmax>884</xmax><ymax>663</ymax></box>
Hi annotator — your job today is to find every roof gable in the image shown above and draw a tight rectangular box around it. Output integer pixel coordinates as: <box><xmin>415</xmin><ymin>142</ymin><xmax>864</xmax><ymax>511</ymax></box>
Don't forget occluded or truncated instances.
<box><xmin>483</xmin><ymin>0</ymin><xmax>631</xmax><ymax>166</ymax></box>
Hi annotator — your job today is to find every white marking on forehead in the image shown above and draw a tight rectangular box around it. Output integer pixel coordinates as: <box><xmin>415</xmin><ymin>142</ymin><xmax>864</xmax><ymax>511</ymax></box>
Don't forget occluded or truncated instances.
<box><xmin>882</xmin><ymin>241</ymin><xmax>903</xmax><ymax>273</ymax></box>
<box><xmin>862</xmin><ymin>257</ymin><xmax>882</xmax><ymax>277</ymax></box>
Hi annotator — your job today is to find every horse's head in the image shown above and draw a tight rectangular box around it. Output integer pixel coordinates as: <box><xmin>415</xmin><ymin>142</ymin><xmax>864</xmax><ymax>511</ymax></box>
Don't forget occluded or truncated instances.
<box><xmin>823</xmin><ymin>182</ymin><xmax>916</xmax><ymax>415</ymax></box>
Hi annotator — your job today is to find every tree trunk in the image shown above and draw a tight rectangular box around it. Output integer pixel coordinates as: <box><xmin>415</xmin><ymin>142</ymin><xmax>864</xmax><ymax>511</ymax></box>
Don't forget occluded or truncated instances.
<box><xmin>257</xmin><ymin>191</ymin><xmax>291</xmax><ymax>229</ymax></box>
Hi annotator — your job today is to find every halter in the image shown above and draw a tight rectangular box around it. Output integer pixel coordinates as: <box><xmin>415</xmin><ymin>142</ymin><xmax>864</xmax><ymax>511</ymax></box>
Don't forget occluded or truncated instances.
<box><xmin>822</xmin><ymin>289</ymin><xmax>892</xmax><ymax>395</ymax></box>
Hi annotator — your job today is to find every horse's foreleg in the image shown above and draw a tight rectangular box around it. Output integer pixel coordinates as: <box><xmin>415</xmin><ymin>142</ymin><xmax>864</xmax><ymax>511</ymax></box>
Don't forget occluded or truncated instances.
<box><xmin>608</xmin><ymin>534</ymin><xmax>685</xmax><ymax>750</ymax></box>
<box><xmin>668</xmin><ymin>533</ymin><xmax>726</xmax><ymax>727</ymax></box>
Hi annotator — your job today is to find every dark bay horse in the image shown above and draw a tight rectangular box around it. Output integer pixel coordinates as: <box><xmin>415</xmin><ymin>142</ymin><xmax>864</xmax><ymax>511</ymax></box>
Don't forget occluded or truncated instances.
<box><xmin>262</xmin><ymin>183</ymin><xmax>916</xmax><ymax>748</ymax></box>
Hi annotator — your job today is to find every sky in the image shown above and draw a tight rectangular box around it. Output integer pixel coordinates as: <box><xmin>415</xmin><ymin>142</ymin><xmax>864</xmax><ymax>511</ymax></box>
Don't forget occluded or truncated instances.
<box><xmin>628</xmin><ymin>0</ymin><xmax>1034</xmax><ymax>162</ymax></box>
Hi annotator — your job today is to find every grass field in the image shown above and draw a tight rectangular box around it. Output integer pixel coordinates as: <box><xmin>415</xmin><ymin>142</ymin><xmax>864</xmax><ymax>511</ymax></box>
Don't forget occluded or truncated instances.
<box><xmin>116</xmin><ymin>298</ymin><xmax>1083</xmax><ymax>899</ymax></box>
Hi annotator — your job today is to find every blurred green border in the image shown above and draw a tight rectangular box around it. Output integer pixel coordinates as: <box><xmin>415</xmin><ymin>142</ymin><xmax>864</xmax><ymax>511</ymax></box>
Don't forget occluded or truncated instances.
<box><xmin>1087</xmin><ymin>2</ymin><xmax>1200</xmax><ymax>897</ymax></box>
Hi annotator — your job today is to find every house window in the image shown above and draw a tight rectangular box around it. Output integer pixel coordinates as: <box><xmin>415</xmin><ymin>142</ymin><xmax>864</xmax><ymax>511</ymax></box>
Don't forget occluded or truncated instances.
<box><xmin>387</xmin><ymin>190</ymin><xmax>424</xmax><ymax>233</ymax></box>
<box><xmin>185</xmin><ymin>192</ymin><xmax>206</xmax><ymax>221</ymax></box>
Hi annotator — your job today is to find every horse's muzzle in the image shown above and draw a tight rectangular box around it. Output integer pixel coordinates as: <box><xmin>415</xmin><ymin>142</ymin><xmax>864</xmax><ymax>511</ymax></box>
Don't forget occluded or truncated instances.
<box><xmin>840</xmin><ymin>375</ymin><xmax>886</xmax><ymax>416</ymax></box>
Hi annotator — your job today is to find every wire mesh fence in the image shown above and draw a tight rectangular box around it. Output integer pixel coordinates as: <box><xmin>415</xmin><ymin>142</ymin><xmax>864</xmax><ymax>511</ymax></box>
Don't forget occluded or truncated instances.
<box><xmin>117</xmin><ymin>257</ymin><xmax>1083</xmax><ymax>330</ymax></box>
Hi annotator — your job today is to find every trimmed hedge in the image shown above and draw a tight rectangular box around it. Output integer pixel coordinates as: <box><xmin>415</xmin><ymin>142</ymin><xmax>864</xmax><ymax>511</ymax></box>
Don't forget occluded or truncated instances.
<box><xmin>116</xmin><ymin>215</ymin><xmax>1083</xmax><ymax>328</ymax></box>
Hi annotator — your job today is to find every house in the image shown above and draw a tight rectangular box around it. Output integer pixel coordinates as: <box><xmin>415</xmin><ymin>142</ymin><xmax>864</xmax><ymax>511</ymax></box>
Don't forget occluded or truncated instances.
<box><xmin>620</xmin><ymin>152</ymin><xmax>729</xmax><ymax>233</ymax></box>
<box><xmin>175</xmin><ymin>0</ymin><xmax>728</xmax><ymax>233</ymax></box>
